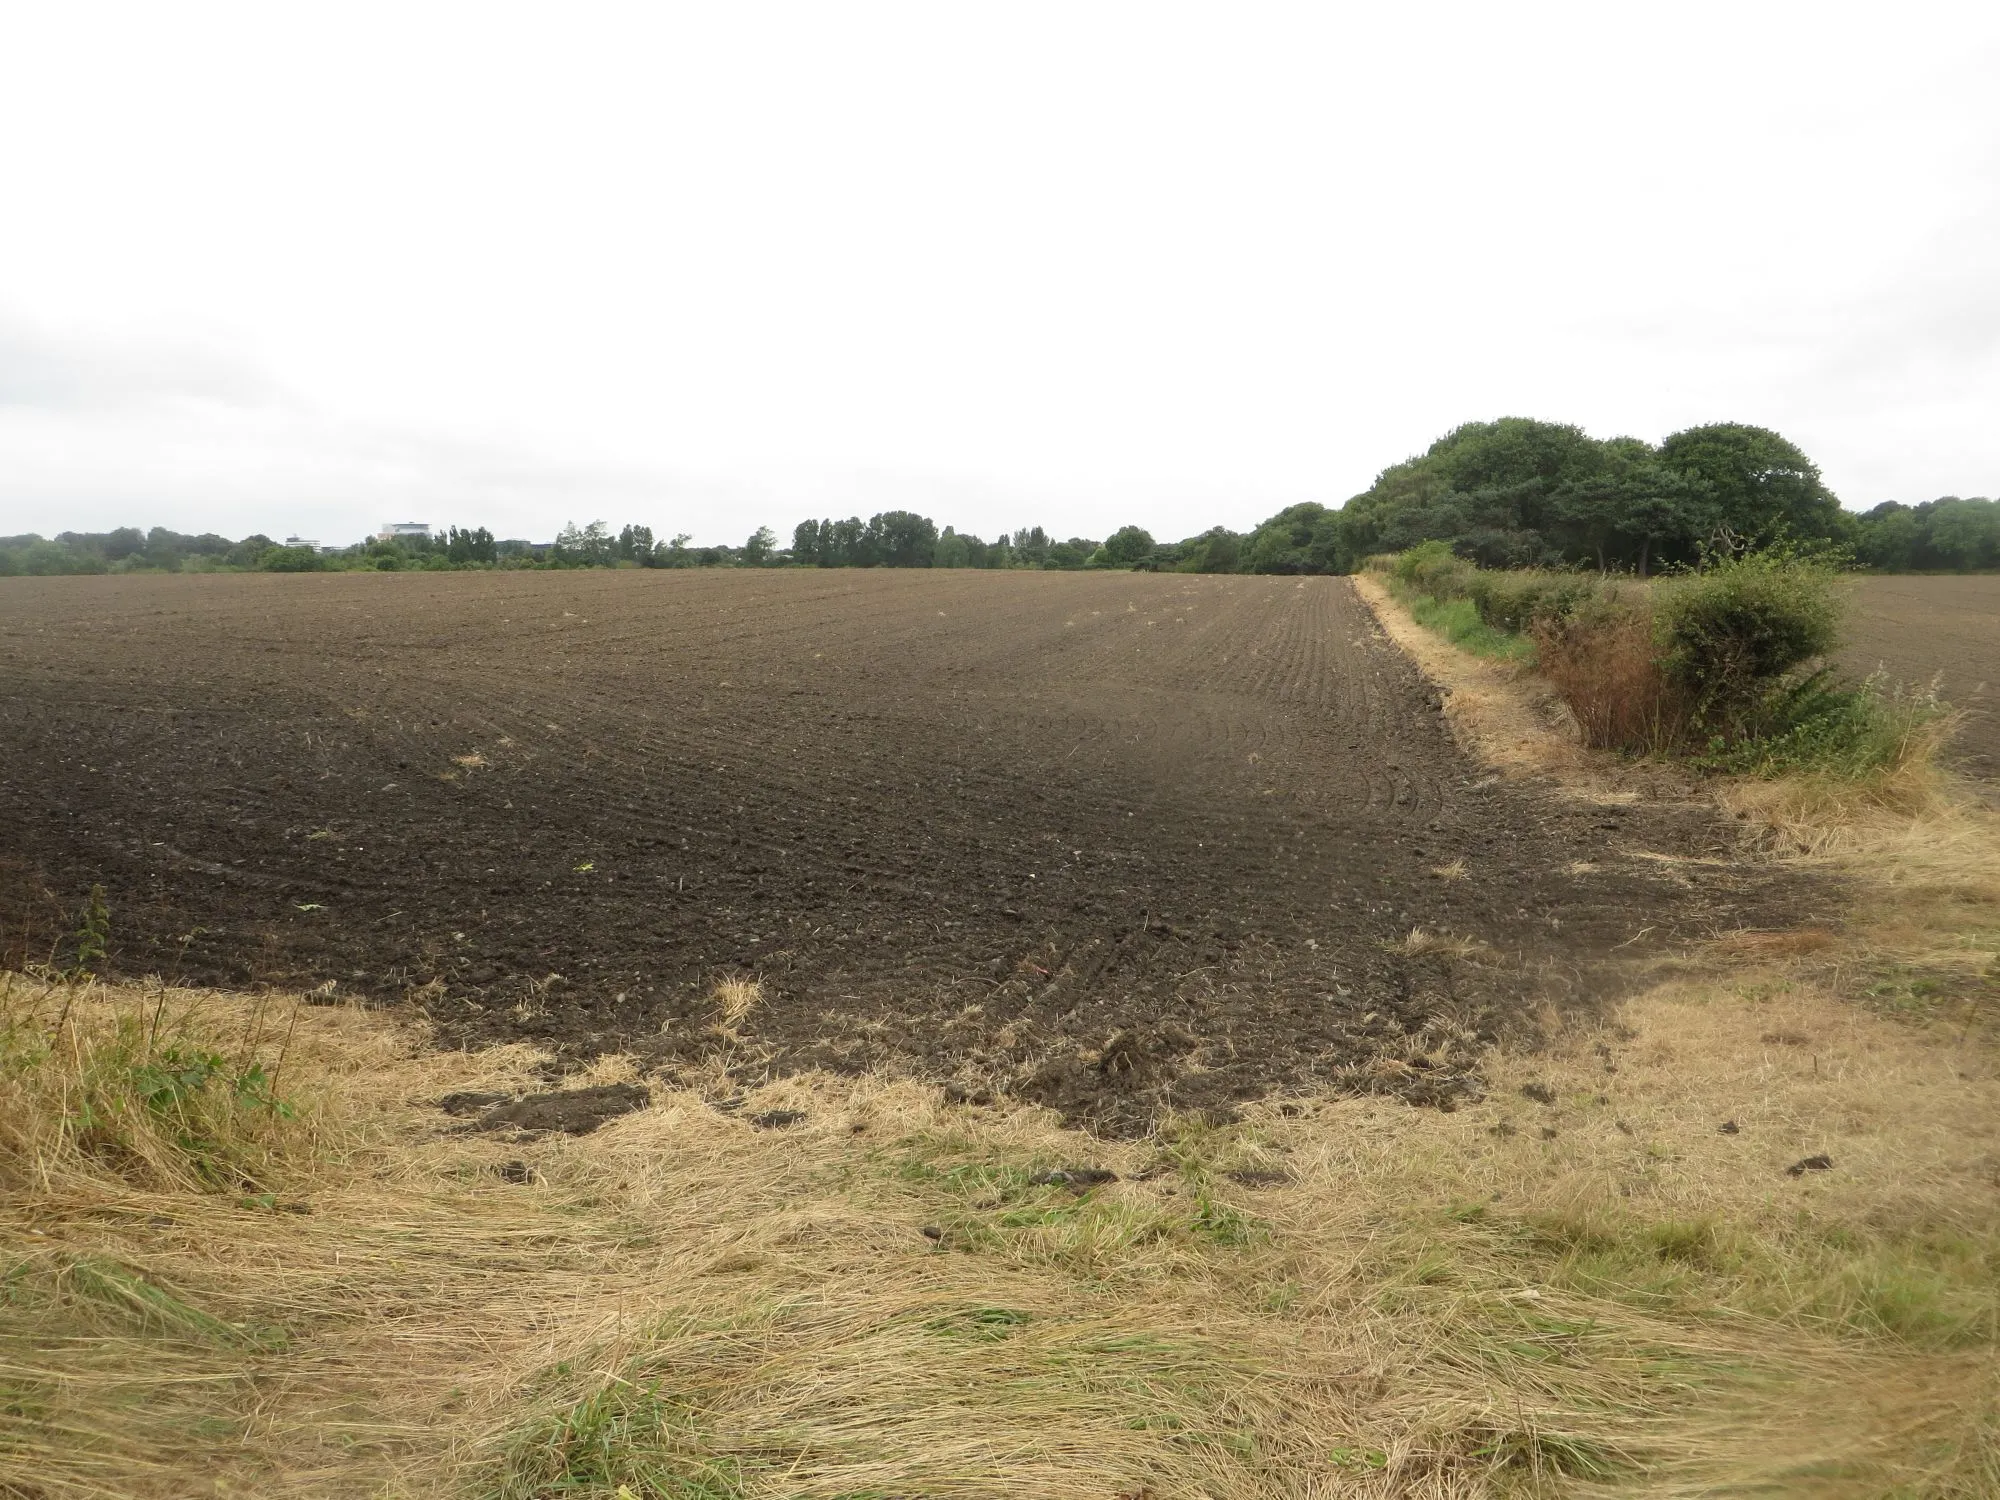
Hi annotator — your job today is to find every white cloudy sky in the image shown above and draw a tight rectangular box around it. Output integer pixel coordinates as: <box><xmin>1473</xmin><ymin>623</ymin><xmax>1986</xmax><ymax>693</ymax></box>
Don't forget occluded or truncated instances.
<box><xmin>2</xmin><ymin>1</ymin><xmax>1996</xmax><ymax>546</ymax></box>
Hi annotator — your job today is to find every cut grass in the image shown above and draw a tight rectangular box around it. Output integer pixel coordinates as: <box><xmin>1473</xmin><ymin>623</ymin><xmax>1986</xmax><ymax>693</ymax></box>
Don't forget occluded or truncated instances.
<box><xmin>4</xmin><ymin>946</ymin><xmax>1997</xmax><ymax>1498</ymax></box>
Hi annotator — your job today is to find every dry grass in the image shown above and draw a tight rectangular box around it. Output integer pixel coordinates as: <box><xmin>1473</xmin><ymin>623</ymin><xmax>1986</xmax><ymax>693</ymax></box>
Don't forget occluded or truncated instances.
<box><xmin>1392</xmin><ymin>927</ymin><xmax>1487</xmax><ymax>959</ymax></box>
<box><xmin>5</xmin><ymin>942</ymin><xmax>1996</xmax><ymax>1498</ymax></box>
<box><xmin>708</xmin><ymin>976</ymin><xmax>763</xmax><ymax>1041</ymax></box>
<box><xmin>1531</xmin><ymin>603</ymin><xmax>1684</xmax><ymax>754</ymax></box>
<box><xmin>1353</xmin><ymin>572</ymin><xmax>1588</xmax><ymax>782</ymax></box>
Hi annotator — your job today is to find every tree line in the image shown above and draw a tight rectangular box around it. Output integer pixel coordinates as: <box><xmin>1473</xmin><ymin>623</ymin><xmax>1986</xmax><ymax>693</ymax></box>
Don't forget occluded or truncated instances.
<box><xmin>4</xmin><ymin>420</ymin><xmax>1992</xmax><ymax>579</ymax></box>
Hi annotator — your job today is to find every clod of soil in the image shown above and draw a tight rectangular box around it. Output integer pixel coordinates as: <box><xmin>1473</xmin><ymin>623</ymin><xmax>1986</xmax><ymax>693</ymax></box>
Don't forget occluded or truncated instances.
<box><xmin>437</xmin><ymin>1090</ymin><xmax>512</xmax><ymax>1117</ymax></box>
<box><xmin>1224</xmin><ymin>1168</ymin><xmax>1292</xmax><ymax>1188</ymax></box>
<box><xmin>1719</xmin><ymin>1120</ymin><xmax>1741</xmax><ymax>1134</ymax></box>
<box><xmin>466</xmin><ymin>1083</ymin><xmax>651</xmax><ymax>1136</ymax></box>
<box><xmin>1786</xmin><ymin>1154</ymin><xmax>1835</xmax><ymax>1177</ymax></box>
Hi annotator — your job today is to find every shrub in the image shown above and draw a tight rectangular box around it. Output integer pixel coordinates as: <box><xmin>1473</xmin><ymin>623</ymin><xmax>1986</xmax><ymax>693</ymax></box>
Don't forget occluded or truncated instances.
<box><xmin>2</xmin><ymin>980</ymin><xmax>306</xmax><ymax>1194</ymax></box>
<box><xmin>1693</xmin><ymin>670</ymin><xmax>1951</xmax><ymax>779</ymax></box>
<box><xmin>1652</xmin><ymin>549</ymin><xmax>1842</xmax><ymax>741</ymax></box>
<box><xmin>1391</xmin><ymin>540</ymin><xmax>1476</xmax><ymax>598</ymax></box>
<box><xmin>1384</xmin><ymin>543</ymin><xmax>1946</xmax><ymax>778</ymax></box>
<box><xmin>258</xmin><ymin>545</ymin><xmax>326</xmax><ymax>573</ymax></box>
<box><xmin>1463</xmin><ymin>569</ymin><xmax>1605</xmax><ymax>634</ymax></box>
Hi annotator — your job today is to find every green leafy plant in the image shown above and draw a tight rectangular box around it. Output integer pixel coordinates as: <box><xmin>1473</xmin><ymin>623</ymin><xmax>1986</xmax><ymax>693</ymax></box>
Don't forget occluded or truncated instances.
<box><xmin>1652</xmin><ymin>545</ymin><xmax>1844</xmax><ymax>741</ymax></box>
<box><xmin>68</xmin><ymin>885</ymin><xmax>110</xmax><ymax>980</ymax></box>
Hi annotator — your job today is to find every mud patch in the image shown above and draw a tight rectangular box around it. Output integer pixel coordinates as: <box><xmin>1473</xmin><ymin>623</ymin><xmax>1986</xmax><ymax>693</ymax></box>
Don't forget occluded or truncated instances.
<box><xmin>458</xmin><ymin>1083</ymin><xmax>651</xmax><ymax>1137</ymax></box>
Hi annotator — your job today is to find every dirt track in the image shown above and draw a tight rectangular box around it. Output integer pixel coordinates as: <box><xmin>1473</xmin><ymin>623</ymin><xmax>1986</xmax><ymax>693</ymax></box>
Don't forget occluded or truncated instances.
<box><xmin>0</xmin><ymin>571</ymin><xmax>1809</xmax><ymax>1129</ymax></box>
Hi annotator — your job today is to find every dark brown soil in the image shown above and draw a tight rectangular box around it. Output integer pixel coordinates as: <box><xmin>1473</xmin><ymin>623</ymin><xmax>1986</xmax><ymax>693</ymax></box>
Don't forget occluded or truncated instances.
<box><xmin>460</xmin><ymin>1083</ymin><xmax>652</xmax><ymax>1137</ymax></box>
<box><xmin>0</xmin><ymin>570</ymin><xmax>1820</xmax><ymax>1131</ymax></box>
<box><xmin>1841</xmin><ymin>575</ymin><xmax>1999</xmax><ymax>785</ymax></box>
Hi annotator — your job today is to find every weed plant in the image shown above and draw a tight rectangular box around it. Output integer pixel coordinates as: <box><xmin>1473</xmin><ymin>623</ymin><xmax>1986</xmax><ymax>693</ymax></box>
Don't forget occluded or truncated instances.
<box><xmin>1</xmin><ymin>973</ymin><xmax>308</xmax><ymax>1195</ymax></box>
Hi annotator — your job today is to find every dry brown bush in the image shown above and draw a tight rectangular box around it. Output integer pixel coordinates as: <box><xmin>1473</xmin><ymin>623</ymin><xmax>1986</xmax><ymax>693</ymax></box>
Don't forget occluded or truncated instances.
<box><xmin>1531</xmin><ymin>600</ymin><xmax>1686</xmax><ymax>754</ymax></box>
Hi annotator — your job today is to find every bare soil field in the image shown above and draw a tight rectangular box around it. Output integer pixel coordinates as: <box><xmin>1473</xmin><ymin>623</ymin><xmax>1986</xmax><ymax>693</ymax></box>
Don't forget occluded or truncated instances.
<box><xmin>1842</xmin><ymin>573</ymin><xmax>1999</xmax><ymax>783</ymax></box>
<box><xmin>0</xmin><ymin>571</ymin><xmax>1811</xmax><ymax>1129</ymax></box>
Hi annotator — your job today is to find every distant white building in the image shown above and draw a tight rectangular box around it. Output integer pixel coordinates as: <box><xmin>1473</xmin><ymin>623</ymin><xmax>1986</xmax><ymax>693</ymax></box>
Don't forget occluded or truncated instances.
<box><xmin>284</xmin><ymin>535</ymin><xmax>321</xmax><ymax>550</ymax></box>
<box><xmin>375</xmin><ymin>522</ymin><xmax>434</xmax><ymax>542</ymax></box>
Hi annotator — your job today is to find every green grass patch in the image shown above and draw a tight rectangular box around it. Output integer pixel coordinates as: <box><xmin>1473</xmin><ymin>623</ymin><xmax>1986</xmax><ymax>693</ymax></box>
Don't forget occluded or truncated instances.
<box><xmin>884</xmin><ymin>1132</ymin><xmax>1267</xmax><ymax>1270</ymax></box>
<box><xmin>1515</xmin><ymin>1207</ymin><xmax>2000</xmax><ymax>1349</ymax></box>
<box><xmin>492</xmin><ymin>1377</ymin><xmax>748</xmax><ymax>1500</ymax></box>
<box><xmin>1405</xmin><ymin>591</ymin><xmax>1536</xmax><ymax>663</ymax></box>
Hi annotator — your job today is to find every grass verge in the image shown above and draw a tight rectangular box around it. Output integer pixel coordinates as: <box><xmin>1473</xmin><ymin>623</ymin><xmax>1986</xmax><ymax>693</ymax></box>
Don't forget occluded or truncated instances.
<box><xmin>1403</xmin><ymin>591</ymin><xmax>1536</xmax><ymax>664</ymax></box>
<box><xmin>1374</xmin><ymin>545</ymin><xmax>1956</xmax><ymax>783</ymax></box>
<box><xmin>5</xmin><ymin>915</ymin><xmax>1997</xmax><ymax>1499</ymax></box>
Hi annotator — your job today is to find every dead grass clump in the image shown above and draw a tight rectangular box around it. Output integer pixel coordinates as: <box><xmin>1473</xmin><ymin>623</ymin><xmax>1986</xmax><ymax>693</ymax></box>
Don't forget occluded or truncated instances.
<box><xmin>1533</xmin><ymin>601</ymin><xmax>1686</xmax><ymax>754</ymax></box>
<box><xmin>709</xmin><ymin>975</ymin><xmax>763</xmax><ymax>1040</ymax></box>
<box><xmin>1722</xmin><ymin>705</ymin><xmax>1971</xmax><ymax>849</ymax></box>
<box><xmin>1391</xmin><ymin>927</ymin><xmax>1486</xmax><ymax>958</ymax></box>
<box><xmin>1712</xmin><ymin>927</ymin><xmax>1841</xmax><ymax>957</ymax></box>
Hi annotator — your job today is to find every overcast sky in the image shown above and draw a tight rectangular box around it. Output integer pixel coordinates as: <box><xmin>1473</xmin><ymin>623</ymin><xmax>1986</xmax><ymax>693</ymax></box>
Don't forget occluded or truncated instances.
<box><xmin>2</xmin><ymin>1</ymin><xmax>1996</xmax><ymax>547</ymax></box>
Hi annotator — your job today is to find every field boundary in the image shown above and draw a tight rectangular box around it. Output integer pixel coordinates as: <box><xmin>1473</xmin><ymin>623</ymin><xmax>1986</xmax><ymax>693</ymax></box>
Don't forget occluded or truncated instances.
<box><xmin>1349</xmin><ymin>572</ymin><xmax>1687</xmax><ymax>811</ymax></box>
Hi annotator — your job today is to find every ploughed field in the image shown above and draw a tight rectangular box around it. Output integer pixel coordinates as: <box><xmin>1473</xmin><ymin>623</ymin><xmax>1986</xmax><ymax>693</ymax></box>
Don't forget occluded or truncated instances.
<box><xmin>1842</xmin><ymin>574</ymin><xmax>2000</xmax><ymax>784</ymax></box>
<box><xmin>2</xmin><ymin>571</ymin><xmax>1803</xmax><ymax>1129</ymax></box>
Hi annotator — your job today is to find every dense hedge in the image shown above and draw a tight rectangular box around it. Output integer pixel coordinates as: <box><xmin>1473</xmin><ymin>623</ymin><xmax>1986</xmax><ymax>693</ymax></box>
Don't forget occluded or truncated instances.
<box><xmin>1377</xmin><ymin>545</ymin><xmax>1935</xmax><ymax>775</ymax></box>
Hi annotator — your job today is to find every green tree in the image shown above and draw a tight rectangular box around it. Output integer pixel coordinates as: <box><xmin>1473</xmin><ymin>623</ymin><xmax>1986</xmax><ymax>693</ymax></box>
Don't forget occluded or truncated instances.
<box><xmin>553</xmin><ymin>520</ymin><xmax>614</xmax><ymax>566</ymax></box>
<box><xmin>1245</xmin><ymin>503</ymin><xmax>1342</xmax><ymax>573</ymax></box>
<box><xmin>616</xmin><ymin>524</ymin><xmax>654</xmax><ymax>562</ymax></box>
<box><xmin>1099</xmin><ymin>525</ymin><xmax>1156</xmax><ymax>568</ymax></box>
<box><xmin>828</xmin><ymin>517</ymin><xmax>869</xmax><ymax>566</ymax></box>
<box><xmin>743</xmin><ymin>526</ymin><xmax>778</xmax><ymax>566</ymax></box>
<box><xmin>1174</xmin><ymin>526</ymin><xmax>1242</xmax><ymax>573</ymax></box>
<box><xmin>1045</xmin><ymin>537</ymin><xmax>1099</xmax><ymax>569</ymax></box>
<box><xmin>1927</xmin><ymin>497</ymin><xmax>1999</xmax><ymax>570</ymax></box>
<box><xmin>447</xmin><ymin>525</ymin><xmax>496</xmax><ymax>564</ymax></box>
<box><xmin>933</xmin><ymin>528</ymin><xmax>972</xmax><ymax>568</ymax></box>
<box><xmin>1656</xmin><ymin>424</ymin><xmax>1844</xmax><ymax>546</ymax></box>
<box><xmin>1011</xmin><ymin>526</ymin><xmax>1051</xmax><ymax>567</ymax></box>
<box><xmin>865</xmin><ymin>511</ymin><xmax>938</xmax><ymax>567</ymax></box>
<box><xmin>258</xmin><ymin>544</ymin><xmax>326</xmax><ymax>573</ymax></box>
<box><xmin>100</xmin><ymin>526</ymin><xmax>146</xmax><ymax>561</ymax></box>
<box><xmin>792</xmin><ymin>519</ymin><xmax>828</xmax><ymax>565</ymax></box>
<box><xmin>1853</xmin><ymin>503</ymin><xmax>1918</xmax><ymax>570</ymax></box>
<box><xmin>225</xmin><ymin>534</ymin><xmax>275</xmax><ymax>568</ymax></box>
